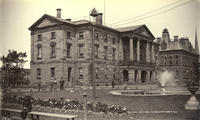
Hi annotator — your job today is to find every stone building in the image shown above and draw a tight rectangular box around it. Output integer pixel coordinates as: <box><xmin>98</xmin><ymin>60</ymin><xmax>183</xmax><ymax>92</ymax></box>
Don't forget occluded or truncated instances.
<box><xmin>157</xmin><ymin>28</ymin><xmax>200</xmax><ymax>86</ymax></box>
<box><xmin>29</xmin><ymin>8</ymin><xmax>159</xmax><ymax>87</ymax></box>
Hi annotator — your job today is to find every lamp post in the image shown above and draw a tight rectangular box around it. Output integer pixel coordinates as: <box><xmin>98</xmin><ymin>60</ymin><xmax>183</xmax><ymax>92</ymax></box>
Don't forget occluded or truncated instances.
<box><xmin>83</xmin><ymin>93</ymin><xmax>87</xmax><ymax>120</ymax></box>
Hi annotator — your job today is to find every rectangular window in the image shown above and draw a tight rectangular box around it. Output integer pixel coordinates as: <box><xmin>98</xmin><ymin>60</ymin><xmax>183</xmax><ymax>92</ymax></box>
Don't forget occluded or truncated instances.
<box><xmin>94</xmin><ymin>33</ymin><xmax>99</xmax><ymax>40</ymax></box>
<box><xmin>79</xmin><ymin>32</ymin><xmax>84</xmax><ymax>39</ymax></box>
<box><xmin>51</xmin><ymin>32</ymin><xmax>56</xmax><ymax>39</ymax></box>
<box><xmin>66</xmin><ymin>32</ymin><xmax>71</xmax><ymax>39</ymax></box>
<box><xmin>67</xmin><ymin>43</ymin><xmax>72</xmax><ymax>58</ymax></box>
<box><xmin>112</xmin><ymin>48</ymin><xmax>116</xmax><ymax>60</ymax></box>
<box><xmin>37</xmin><ymin>44</ymin><xmax>42</xmax><ymax>60</ymax></box>
<box><xmin>50</xmin><ymin>67</ymin><xmax>55</xmax><ymax>78</ymax></box>
<box><xmin>50</xmin><ymin>44</ymin><xmax>56</xmax><ymax>58</ymax></box>
<box><xmin>104</xmin><ymin>34</ymin><xmax>108</xmax><ymax>42</ymax></box>
<box><xmin>112</xmin><ymin>37</ymin><xmax>116</xmax><ymax>44</ymax></box>
<box><xmin>96</xmin><ymin>67</ymin><xmax>99</xmax><ymax>78</ymax></box>
<box><xmin>113</xmin><ymin>68</ymin><xmax>116</xmax><ymax>78</ymax></box>
<box><xmin>37</xmin><ymin>34</ymin><xmax>42</xmax><ymax>41</ymax></box>
<box><xmin>95</xmin><ymin>44</ymin><xmax>99</xmax><ymax>58</ymax></box>
<box><xmin>78</xmin><ymin>44</ymin><xmax>84</xmax><ymax>58</ymax></box>
<box><xmin>79</xmin><ymin>67</ymin><xmax>83</xmax><ymax>78</ymax></box>
<box><xmin>104</xmin><ymin>46</ymin><xmax>108</xmax><ymax>60</ymax></box>
<box><xmin>36</xmin><ymin>68</ymin><xmax>41</xmax><ymax>79</ymax></box>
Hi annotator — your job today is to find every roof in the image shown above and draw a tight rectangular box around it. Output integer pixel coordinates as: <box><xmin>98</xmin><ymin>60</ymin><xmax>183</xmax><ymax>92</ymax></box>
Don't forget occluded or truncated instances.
<box><xmin>29</xmin><ymin>14</ymin><xmax>73</xmax><ymax>30</ymax></box>
<box><xmin>29</xmin><ymin>14</ymin><xmax>155</xmax><ymax>39</ymax></box>
<box><xmin>115</xmin><ymin>25</ymin><xmax>143</xmax><ymax>32</ymax></box>
<box><xmin>90</xmin><ymin>8</ymin><xmax>98</xmax><ymax>17</ymax></box>
<box><xmin>72</xmin><ymin>20</ymin><xmax>91</xmax><ymax>25</ymax></box>
<box><xmin>161</xmin><ymin>40</ymin><xmax>197</xmax><ymax>54</ymax></box>
<box><xmin>116</xmin><ymin>24</ymin><xmax>155</xmax><ymax>39</ymax></box>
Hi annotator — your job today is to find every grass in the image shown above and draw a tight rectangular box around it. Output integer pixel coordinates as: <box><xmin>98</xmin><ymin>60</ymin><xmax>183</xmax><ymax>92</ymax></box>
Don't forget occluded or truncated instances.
<box><xmin>3</xmin><ymin>88</ymin><xmax>200</xmax><ymax>120</ymax></box>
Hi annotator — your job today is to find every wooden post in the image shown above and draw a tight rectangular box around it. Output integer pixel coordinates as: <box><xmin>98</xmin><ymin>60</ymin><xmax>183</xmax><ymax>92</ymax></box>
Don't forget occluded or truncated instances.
<box><xmin>83</xmin><ymin>93</ymin><xmax>87</xmax><ymax>120</ymax></box>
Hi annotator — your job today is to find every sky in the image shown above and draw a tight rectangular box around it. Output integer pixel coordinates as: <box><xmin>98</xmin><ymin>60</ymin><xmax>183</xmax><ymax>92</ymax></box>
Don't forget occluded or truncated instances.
<box><xmin>0</xmin><ymin>0</ymin><xmax>200</xmax><ymax>68</ymax></box>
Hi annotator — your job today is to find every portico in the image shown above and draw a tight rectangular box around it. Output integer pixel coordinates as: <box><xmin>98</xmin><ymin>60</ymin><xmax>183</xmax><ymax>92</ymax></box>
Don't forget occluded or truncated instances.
<box><xmin>119</xmin><ymin>24</ymin><xmax>158</xmax><ymax>84</ymax></box>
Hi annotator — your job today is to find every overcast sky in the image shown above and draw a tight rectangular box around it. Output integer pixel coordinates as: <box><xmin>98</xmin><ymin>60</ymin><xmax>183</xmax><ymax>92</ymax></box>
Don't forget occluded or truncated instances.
<box><xmin>0</xmin><ymin>0</ymin><xmax>199</xmax><ymax>68</ymax></box>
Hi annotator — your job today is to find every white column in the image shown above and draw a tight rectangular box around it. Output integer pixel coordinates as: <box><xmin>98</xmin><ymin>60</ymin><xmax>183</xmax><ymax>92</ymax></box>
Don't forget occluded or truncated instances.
<box><xmin>130</xmin><ymin>38</ymin><xmax>134</xmax><ymax>60</ymax></box>
<box><xmin>120</xmin><ymin>38</ymin><xmax>124</xmax><ymax>60</ymax></box>
<box><xmin>137</xmin><ymin>40</ymin><xmax>140</xmax><ymax>62</ymax></box>
<box><xmin>146</xmin><ymin>42</ymin><xmax>149</xmax><ymax>62</ymax></box>
<box><xmin>152</xmin><ymin>44</ymin><xmax>155</xmax><ymax>63</ymax></box>
<box><xmin>137</xmin><ymin>70</ymin><xmax>141</xmax><ymax>83</ymax></box>
<box><xmin>147</xmin><ymin>71</ymin><xmax>150</xmax><ymax>83</ymax></box>
<box><xmin>152</xmin><ymin>71</ymin><xmax>156</xmax><ymax>83</ymax></box>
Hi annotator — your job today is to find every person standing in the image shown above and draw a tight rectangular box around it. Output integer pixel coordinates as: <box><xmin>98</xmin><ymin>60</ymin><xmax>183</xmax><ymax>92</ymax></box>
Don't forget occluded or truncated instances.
<box><xmin>59</xmin><ymin>77</ymin><xmax>65</xmax><ymax>91</ymax></box>
<box><xmin>112</xmin><ymin>80</ymin><xmax>115</xmax><ymax>88</ymax></box>
<box><xmin>53</xmin><ymin>78</ymin><xmax>57</xmax><ymax>91</ymax></box>
<box><xmin>37</xmin><ymin>79</ymin><xmax>41</xmax><ymax>91</ymax></box>
<box><xmin>50</xmin><ymin>77</ymin><xmax>54</xmax><ymax>91</ymax></box>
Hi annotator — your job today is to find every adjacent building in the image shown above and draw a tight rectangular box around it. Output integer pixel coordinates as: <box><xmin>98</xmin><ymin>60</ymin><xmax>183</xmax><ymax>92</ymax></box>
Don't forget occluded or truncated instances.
<box><xmin>29</xmin><ymin>8</ymin><xmax>159</xmax><ymax>87</ymax></box>
<box><xmin>157</xmin><ymin>28</ymin><xmax>200</xmax><ymax>86</ymax></box>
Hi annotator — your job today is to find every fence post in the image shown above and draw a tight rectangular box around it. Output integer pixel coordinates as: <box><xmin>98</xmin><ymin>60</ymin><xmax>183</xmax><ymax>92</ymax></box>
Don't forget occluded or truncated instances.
<box><xmin>83</xmin><ymin>93</ymin><xmax>87</xmax><ymax>120</ymax></box>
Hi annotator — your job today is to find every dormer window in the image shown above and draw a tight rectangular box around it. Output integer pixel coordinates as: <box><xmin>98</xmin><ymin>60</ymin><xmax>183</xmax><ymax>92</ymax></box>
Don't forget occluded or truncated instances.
<box><xmin>51</xmin><ymin>32</ymin><xmax>56</xmax><ymax>39</ymax></box>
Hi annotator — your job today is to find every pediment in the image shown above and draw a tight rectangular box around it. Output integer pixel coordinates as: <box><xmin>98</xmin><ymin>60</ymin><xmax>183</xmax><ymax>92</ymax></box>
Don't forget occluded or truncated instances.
<box><xmin>29</xmin><ymin>14</ymin><xmax>63</xmax><ymax>30</ymax></box>
<box><xmin>134</xmin><ymin>26</ymin><xmax>153</xmax><ymax>39</ymax></box>
<box><xmin>36</xmin><ymin>18</ymin><xmax>57</xmax><ymax>28</ymax></box>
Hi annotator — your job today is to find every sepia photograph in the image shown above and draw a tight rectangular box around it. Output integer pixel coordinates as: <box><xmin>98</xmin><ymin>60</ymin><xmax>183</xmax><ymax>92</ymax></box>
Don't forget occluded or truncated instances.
<box><xmin>0</xmin><ymin>0</ymin><xmax>200</xmax><ymax>119</ymax></box>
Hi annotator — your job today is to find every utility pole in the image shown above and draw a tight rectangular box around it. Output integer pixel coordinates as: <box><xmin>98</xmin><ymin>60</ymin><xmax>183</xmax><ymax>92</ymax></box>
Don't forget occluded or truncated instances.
<box><xmin>91</xmin><ymin>25</ymin><xmax>96</xmax><ymax>100</ymax></box>
<box><xmin>90</xmin><ymin>8</ymin><xmax>98</xmax><ymax>100</ymax></box>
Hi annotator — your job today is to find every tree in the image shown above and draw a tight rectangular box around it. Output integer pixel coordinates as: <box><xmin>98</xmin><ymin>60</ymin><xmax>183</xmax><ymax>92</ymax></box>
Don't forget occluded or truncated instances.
<box><xmin>0</xmin><ymin>50</ymin><xmax>27</xmax><ymax>87</ymax></box>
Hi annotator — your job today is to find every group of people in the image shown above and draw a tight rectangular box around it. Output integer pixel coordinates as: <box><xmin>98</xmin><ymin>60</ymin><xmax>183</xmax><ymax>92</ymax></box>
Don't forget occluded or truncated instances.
<box><xmin>37</xmin><ymin>77</ymin><xmax>65</xmax><ymax>91</ymax></box>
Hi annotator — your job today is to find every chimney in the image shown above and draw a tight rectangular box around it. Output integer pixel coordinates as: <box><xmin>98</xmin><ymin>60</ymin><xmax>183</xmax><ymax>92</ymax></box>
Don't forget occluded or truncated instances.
<box><xmin>96</xmin><ymin>13</ymin><xmax>103</xmax><ymax>25</ymax></box>
<box><xmin>56</xmin><ymin>8</ymin><xmax>61</xmax><ymax>18</ymax></box>
<box><xmin>65</xmin><ymin>19</ymin><xmax>71</xmax><ymax>22</ymax></box>
<box><xmin>174</xmin><ymin>36</ymin><xmax>178</xmax><ymax>41</ymax></box>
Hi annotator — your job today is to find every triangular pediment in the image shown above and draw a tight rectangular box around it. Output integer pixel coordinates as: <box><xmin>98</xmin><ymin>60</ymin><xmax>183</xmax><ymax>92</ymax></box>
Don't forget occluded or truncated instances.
<box><xmin>36</xmin><ymin>18</ymin><xmax>57</xmax><ymax>28</ymax></box>
<box><xmin>29</xmin><ymin>14</ymin><xmax>64</xmax><ymax>30</ymax></box>
<box><xmin>133</xmin><ymin>25</ymin><xmax>155</xmax><ymax>39</ymax></box>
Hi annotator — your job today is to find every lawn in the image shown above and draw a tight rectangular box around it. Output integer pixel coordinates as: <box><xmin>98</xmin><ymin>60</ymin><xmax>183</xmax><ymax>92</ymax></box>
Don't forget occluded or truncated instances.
<box><xmin>2</xmin><ymin>88</ymin><xmax>200</xmax><ymax>120</ymax></box>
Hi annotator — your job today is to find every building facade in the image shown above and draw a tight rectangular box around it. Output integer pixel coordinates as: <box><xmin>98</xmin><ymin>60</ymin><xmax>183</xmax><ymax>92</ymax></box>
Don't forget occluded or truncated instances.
<box><xmin>157</xmin><ymin>28</ymin><xmax>199</xmax><ymax>86</ymax></box>
<box><xmin>29</xmin><ymin>8</ymin><xmax>159</xmax><ymax>86</ymax></box>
